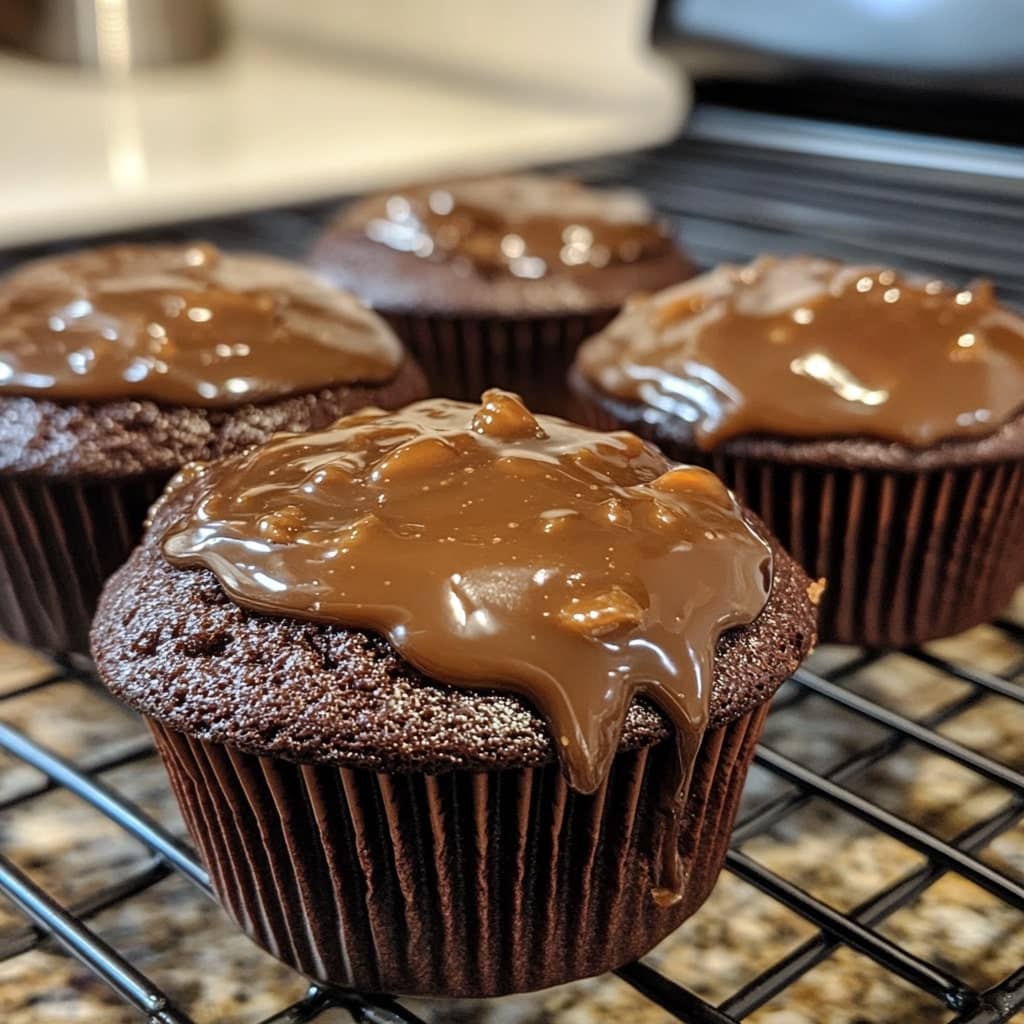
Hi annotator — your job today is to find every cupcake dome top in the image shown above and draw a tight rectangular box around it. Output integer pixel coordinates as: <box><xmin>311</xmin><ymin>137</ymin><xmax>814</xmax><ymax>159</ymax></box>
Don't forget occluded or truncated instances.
<box><xmin>312</xmin><ymin>175</ymin><xmax>693</xmax><ymax>316</ymax></box>
<box><xmin>574</xmin><ymin>255</ymin><xmax>1024</xmax><ymax>449</ymax></box>
<box><xmin>0</xmin><ymin>243</ymin><xmax>403</xmax><ymax>407</ymax></box>
<box><xmin>92</xmin><ymin>391</ymin><xmax>814</xmax><ymax>773</ymax></box>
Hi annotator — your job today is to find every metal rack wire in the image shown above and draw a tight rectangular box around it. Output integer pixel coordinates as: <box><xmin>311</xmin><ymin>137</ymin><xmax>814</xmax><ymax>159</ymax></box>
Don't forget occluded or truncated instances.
<box><xmin>1</xmin><ymin>106</ymin><xmax>1023</xmax><ymax>1022</ymax></box>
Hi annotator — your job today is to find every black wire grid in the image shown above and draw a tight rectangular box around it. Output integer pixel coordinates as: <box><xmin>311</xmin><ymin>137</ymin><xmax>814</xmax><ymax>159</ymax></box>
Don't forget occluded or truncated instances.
<box><xmin>1</xmin><ymin>107</ymin><xmax>1023</xmax><ymax>1023</ymax></box>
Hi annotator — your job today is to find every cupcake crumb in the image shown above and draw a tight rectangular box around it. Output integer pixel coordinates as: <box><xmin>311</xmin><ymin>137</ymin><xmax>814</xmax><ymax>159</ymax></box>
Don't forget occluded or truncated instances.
<box><xmin>807</xmin><ymin>578</ymin><xmax>827</xmax><ymax>606</ymax></box>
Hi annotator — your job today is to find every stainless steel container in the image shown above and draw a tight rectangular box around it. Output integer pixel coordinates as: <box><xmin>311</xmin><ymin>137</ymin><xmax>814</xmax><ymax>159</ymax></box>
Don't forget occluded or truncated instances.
<box><xmin>0</xmin><ymin>0</ymin><xmax>221</xmax><ymax>70</ymax></box>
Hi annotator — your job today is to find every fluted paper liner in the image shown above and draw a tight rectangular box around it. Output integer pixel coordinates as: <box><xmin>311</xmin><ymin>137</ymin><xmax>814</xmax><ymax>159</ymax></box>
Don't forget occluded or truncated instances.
<box><xmin>573</xmin><ymin>399</ymin><xmax>1024</xmax><ymax>647</ymax></box>
<box><xmin>0</xmin><ymin>475</ymin><xmax>166</xmax><ymax>654</ymax></box>
<box><xmin>385</xmin><ymin>312</ymin><xmax>613</xmax><ymax>414</ymax></box>
<box><xmin>149</xmin><ymin>703</ymin><xmax>768</xmax><ymax>998</ymax></box>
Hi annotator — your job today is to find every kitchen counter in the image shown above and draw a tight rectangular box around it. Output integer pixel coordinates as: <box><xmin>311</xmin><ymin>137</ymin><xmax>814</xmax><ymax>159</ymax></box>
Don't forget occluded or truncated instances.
<box><xmin>0</xmin><ymin>600</ymin><xmax>1021</xmax><ymax>1024</ymax></box>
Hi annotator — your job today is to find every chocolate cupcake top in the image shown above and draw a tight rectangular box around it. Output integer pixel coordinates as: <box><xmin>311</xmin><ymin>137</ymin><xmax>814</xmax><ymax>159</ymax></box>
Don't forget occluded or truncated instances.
<box><xmin>159</xmin><ymin>390</ymin><xmax>772</xmax><ymax>792</ymax></box>
<box><xmin>0</xmin><ymin>242</ymin><xmax>402</xmax><ymax>407</ymax></box>
<box><xmin>311</xmin><ymin>175</ymin><xmax>693</xmax><ymax>316</ymax></box>
<box><xmin>574</xmin><ymin>256</ymin><xmax>1024</xmax><ymax>451</ymax></box>
<box><xmin>0</xmin><ymin>244</ymin><xmax>424</xmax><ymax>479</ymax></box>
<box><xmin>95</xmin><ymin>392</ymin><xmax>815</xmax><ymax>903</ymax></box>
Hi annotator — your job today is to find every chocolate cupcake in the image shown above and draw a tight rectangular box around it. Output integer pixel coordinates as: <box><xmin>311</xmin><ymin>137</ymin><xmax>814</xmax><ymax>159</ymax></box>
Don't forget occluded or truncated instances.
<box><xmin>570</xmin><ymin>256</ymin><xmax>1024</xmax><ymax>647</ymax></box>
<box><xmin>92</xmin><ymin>390</ymin><xmax>815</xmax><ymax>997</ymax></box>
<box><xmin>0</xmin><ymin>242</ymin><xmax>427</xmax><ymax>655</ymax></box>
<box><xmin>309</xmin><ymin>174</ymin><xmax>693</xmax><ymax>412</ymax></box>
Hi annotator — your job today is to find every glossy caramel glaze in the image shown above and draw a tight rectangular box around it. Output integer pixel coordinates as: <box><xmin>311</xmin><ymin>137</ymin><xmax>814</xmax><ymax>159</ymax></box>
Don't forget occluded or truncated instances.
<box><xmin>574</xmin><ymin>256</ymin><xmax>1024</xmax><ymax>449</ymax></box>
<box><xmin>0</xmin><ymin>243</ymin><xmax>403</xmax><ymax>407</ymax></box>
<box><xmin>160</xmin><ymin>391</ymin><xmax>772</xmax><ymax>901</ymax></box>
<box><xmin>338</xmin><ymin>174</ymin><xmax>675</xmax><ymax>281</ymax></box>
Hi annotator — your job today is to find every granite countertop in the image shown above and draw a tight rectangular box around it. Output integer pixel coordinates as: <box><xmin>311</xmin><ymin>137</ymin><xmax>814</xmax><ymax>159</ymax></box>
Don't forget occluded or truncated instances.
<box><xmin>0</xmin><ymin>597</ymin><xmax>1021</xmax><ymax>1024</ymax></box>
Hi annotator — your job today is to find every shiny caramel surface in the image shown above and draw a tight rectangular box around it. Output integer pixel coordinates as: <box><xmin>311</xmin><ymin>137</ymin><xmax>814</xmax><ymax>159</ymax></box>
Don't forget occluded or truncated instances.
<box><xmin>0</xmin><ymin>243</ymin><xmax>402</xmax><ymax>407</ymax></box>
<box><xmin>575</xmin><ymin>256</ymin><xmax>1024</xmax><ymax>448</ymax></box>
<box><xmin>340</xmin><ymin>174</ymin><xmax>675</xmax><ymax>280</ymax></box>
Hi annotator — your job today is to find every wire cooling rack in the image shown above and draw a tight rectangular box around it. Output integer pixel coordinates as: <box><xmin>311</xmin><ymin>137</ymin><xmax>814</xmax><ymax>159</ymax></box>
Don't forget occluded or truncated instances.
<box><xmin>0</xmin><ymin>634</ymin><xmax>1022</xmax><ymax>1024</ymax></box>
<box><xmin>1</xmin><ymin>105</ymin><xmax>1023</xmax><ymax>1023</ymax></box>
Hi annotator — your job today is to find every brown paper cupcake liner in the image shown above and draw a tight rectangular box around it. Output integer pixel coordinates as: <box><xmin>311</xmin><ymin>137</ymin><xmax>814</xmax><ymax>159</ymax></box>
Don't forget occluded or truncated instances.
<box><xmin>0</xmin><ymin>475</ymin><xmax>166</xmax><ymax>654</ymax></box>
<box><xmin>149</xmin><ymin>702</ymin><xmax>768</xmax><ymax>998</ymax></box>
<box><xmin>715</xmin><ymin>456</ymin><xmax>1024</xmax><ymax>648</ymax></box>
<box><xmin>572</xmin><ymin>400</ymin><xmax>1024</xmax><ymax>647</ymax></box>
<box><xmin>384</xmin><ymin>311</ymin><xmax>614</xmax><ymax>414</ymax></box>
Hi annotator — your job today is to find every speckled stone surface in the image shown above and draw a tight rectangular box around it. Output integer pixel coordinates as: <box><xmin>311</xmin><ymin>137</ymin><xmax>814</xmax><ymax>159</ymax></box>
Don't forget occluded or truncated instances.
<box><xmin>0</xmin><ymin>595</ymin><xmax>1022</xmax><ymax>1023</ymax></box>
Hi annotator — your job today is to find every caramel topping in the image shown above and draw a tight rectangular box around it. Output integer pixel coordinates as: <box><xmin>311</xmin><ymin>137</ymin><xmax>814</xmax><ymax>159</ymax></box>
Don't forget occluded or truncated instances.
<box><xmin>161</xmin><ymin>391</ymin><xmax>771</xmax><ymax>900</ymax></box>
<box><xmin>0</xmin><ymin>243</ymin><xmax>403</xmax><ymax>407</ymax></box>
<box><xmin>340</xmin><ymin>174</ymin><xmax>674</xmax><ymax>280</ymax></box>
<box><xmin>575</xmin><ymin>256</ymin><xmax>1024</xmax><ymax>448</ymax></box>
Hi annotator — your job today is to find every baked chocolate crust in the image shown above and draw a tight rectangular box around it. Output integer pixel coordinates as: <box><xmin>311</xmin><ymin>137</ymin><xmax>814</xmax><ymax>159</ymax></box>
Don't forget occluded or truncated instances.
<box><xmin>92</xmin><ymin>505</ymin><xmax>815</xmax><ymax>774</ymax></box>
<box><xmin>309</xmin><ymin>226</ymin><xmax>694</xmax><ymax>318</ymax></box>
<box><xmin>568</xmin><ymin>366</ymin><xmax>1024</xmax><ymax>472</ymax></box>
<box><xmin>0</xmin><ymin>356</ymin><xmax>427</xmax><ymax>480</ymax></box>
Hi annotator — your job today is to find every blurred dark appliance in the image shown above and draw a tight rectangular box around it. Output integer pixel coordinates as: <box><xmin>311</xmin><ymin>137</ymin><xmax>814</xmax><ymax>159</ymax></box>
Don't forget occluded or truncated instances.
<box><xmin>656</xmin><ymin>0</ymin><xmax>1024</xmax><ymax>143</ymax></box>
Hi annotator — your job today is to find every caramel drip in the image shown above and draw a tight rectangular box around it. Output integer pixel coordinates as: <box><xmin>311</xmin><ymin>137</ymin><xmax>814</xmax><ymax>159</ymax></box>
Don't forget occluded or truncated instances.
<box><xmin>160</xmin><ymin>391</ymin><xmax>771</xmax><ymax>901</ymax></box>
<box><xmin>340</xmin><ymin>175</ymin><xmax>674</xmax><ymax>280</ymax></box>
<box><xmin>575</xmin><ymin>256</ymin><xmax>1024</xmax><ymax>448</ymax></box>
<box><xmin>0</xmin><ymin>243</ymin><xmax>402</xmax><ymax>407</ymax></box>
